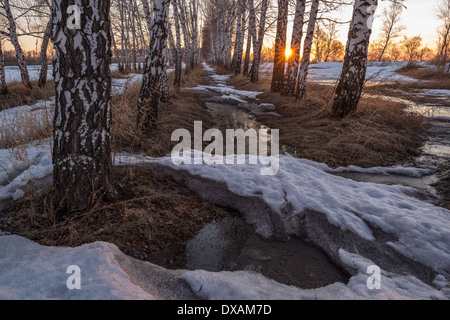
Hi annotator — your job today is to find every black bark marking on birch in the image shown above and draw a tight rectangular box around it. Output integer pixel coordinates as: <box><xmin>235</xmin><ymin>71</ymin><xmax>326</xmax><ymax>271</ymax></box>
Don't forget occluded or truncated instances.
<box><xmin>137</xmin><ymin>0</ymin><xmax>170</xmax><ymax>133</ymax></box>
<box><xmin>52</xmin><ymin>0</ymin><xmax>116</xmax><ymax>215</ymax></box>
<box><xmin>332</xmin><ymin>0</ymin><xmax>378</xmax><ymax>118</ymax></box>
<box><xmin>271</xmin><ymin>0</ymin><xmax>289</xmax><ymax>92</ymax></box>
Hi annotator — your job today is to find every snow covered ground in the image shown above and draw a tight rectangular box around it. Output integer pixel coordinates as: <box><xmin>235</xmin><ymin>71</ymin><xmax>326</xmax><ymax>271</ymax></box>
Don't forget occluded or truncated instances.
<box><xmin>4</xmin><ymin>64</ymin><xmax>121</xmax><ymax>85</ymax></box>
<box><xmin>260</xmin><ymin>61</ymin><xmax>423</xmax><ymax>84</ymax></box>
<box><xmin>1</xmin><ymin>143</ymin><xmax>449</xmax><ymax>299</ymax></box>
<box><xmin>0</xmin><ymin>234</ymin><xmax>448</xmax><ymax>300</ymax></box>
<box><xmin>0</xmin><ymin>63</ymin><xmax>449</xmax><ymax>300</ymax></box>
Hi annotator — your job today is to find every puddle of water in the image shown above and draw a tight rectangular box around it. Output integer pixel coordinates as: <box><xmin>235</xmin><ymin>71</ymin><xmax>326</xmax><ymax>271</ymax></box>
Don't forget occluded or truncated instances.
<box><xmin>149</xmin><ymin>217</ymin><xmax>349</xmax><ymax>289</ymax></box>
<box><xmin>204</xmin><ymin>101</ymin><xmax>269</xmax><ymax>132</ymax></box>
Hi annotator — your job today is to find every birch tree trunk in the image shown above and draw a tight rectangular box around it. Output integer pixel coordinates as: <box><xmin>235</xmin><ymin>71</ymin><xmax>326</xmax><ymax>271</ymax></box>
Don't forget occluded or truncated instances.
<box><xmin>250</xmin><ymin>0</ymin><xmax>269</xmax><ymax>83</ymax></box>
<box><xmin>173</xmin><ymin>1</ymin><xmax>183</xmax><ymax>86</ymax></box>
<box><xmin>52</xmin><ymin>0</ymin><xmax>116</xmax><ymax>214</ymax></box>
<box><xmin>111</xmin><ymin>28</ymin><xmax>122</xmax><ymax>71</ymax></box>
<box><xmin>3</xmin><ymin>0</ymin><xmax>32</xmax><ymax>89</ymax></box>
<box><xmin>38</xmin><ymin>19</ymin><xmax>52</xmax><ymax>88</ymax></box>
<box><xmin>119</xmin><ymin>0</ymin><xmax>127</xmax><ymax>71</ymax></box>
<box><xmin>243</xmin><ymin>29</ymin><xmax>252</xmax><ymax>75</ymax></box>
<box><xmin>137</xmin><ymin>0</ymin><xmax>170</xmax><ymax>133</ymax></box>
<box><xmin>332</xmin><ymin>0</ymin><xmax>378</xmax><ymax>118</ymax></box>
<box><xmin>190</xmin><ymin>0</ymin><xmax>199</xmax><ymax>69</ymax></box>
<box><xmin>0</xmin><ymin>37</ymin><xmax>7</xmax><ymax>94</ymax></box>
<box><xmin>177</xmin><ymin>0</ymin><xmax>191</xmax><ymax>75</ymax></box>
<box><xmin>141</xmin><ymin>0</ymin><xmax>153</xmax><ymax>32</ymax></box>
<box><xmin>130</xmin><ymin>1</ymin><xmax>138</xmax><ymax>70</ymax></box>
<box><xmin>232</xmin><ymin>0</ymin><xmax>247</xmax><ymax>75</ymax></box>
<box><xmin>283</xmin><ymin>0</ymin><xmax>306</xmax><ymax>96</ymax></box>
<box><xmin>296</xmin><ymin>0</ymin><xmax>320</xmax><ymax>100</ymax></box>
<box><xmin>224</xmin><ymin>3</ymin><xmax>237</xmax><ymax>70</ymax></box>
<box><xmin>271</xmin><ymin>0</ymin><xmax>289</xmax><ymax>92</ymax></box>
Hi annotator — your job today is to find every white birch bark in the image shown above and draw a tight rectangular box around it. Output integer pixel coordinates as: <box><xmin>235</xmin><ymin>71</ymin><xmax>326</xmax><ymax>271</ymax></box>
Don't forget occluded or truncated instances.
<box><xmin>332</xmin><ymin>0</ymin><xmax>378</xmax><ymax>118</ymax></box>
<box><xmin>271</xmin><ymin>0</ymin><xmax>289</xmax><ymax>92</ymax></box>
<box><xmin>232</xmin><ymin>0</ymin><xmax>247</xmax><ymax>74</ymax></box>
<box><xmin>283</xmin><ymin>0</ymin><xmax>306</xmax><ymax>96</ymax></box>
<box><xmin>296</xmin><ymin>0</ymin><xmax>320</xmax><ymax>100</ymax></box>
<box><xmin>177</xmin><ymin>0</ymin><xmax>192</xmax><ymax>75</ymax></box>
<box><xmin>51</xmin><ymin>0</ymin><xmax>116</xmax><ymax>213</ymax></box>
<box><xmin>0</xmin><ymin>36</ymin><xmax>7</xmax><ymax>94</ymax></box>
<box><xmin>141</xmin><ymin>0</ymin><xmax>153</xmax><ymax>33</ymax></box>
<box><xmin>173</xmin><ymin>1</ymin><xmax>183</xmax><ymax>86</ymax></box>
<box><xmin>250</xmin><ymin>0</ymin><xmax>269</xmax><ymax>83</ymax></box>
<box><xmin>38</xmin><ymin>18</ymin><xmax>52</xmax><ymax>88</ymax></box>
<box><xmin>3</xmin><ymin>0</ymin><xmax>32</xmax><ymax>89</ymax></box>
<box><xmin>138</xmin><ymin>0</ymin><xmax>170</xmax><ymax>132</ymax></box>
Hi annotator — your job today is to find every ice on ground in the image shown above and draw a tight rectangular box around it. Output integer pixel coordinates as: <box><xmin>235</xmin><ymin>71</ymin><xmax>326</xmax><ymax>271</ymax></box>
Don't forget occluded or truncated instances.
<box><xmin>0</xmin><ymin>235</ymin><xmax>156</xmax><ymax>300</ymax></box>
<box><xmin>0</xmin><ymin>234</ymin><xmax>447</xmax><ymax>300</ymax></box>
<box><xmin>186</xmin><ymin>63</ymin><xmax>263</xmax><ymax>101</ymax></box>
<box><xmin>329</xmin><ymin>164</ymin><xmax>438</xmax><ymax>178</ymax></box>
<box><xmin>3</xmin><ymin>142</ymin><xmax>449</xmax><ymax>277</ymax></box>
<box><xmin>117</xmin><ymin>151</ymin><xmax>450</xmax><ymax>275</ymax></box>
<box><xmin>182</xmin><ymin>250</ymin><xmax>449</xmax><ymax>300</ymax></box>
<box><xmin>0</xmin><ymin>141</ymin><xmax>52</xmax><ymax>205</ymax></box>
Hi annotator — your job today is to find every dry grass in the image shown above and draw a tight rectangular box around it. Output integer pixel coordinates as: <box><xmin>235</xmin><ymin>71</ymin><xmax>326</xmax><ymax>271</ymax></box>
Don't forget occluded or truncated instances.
<box><xmin>0</xmin><ymin>81</ymin><xmax>55</xmax><ymax>111</ymax></box>
<box><xmin>396</xmin><ymin>64</ymin><xmax>450</xmax><ymax>90</ymax></box>
<box><xmin>112</xmin><ymin>65</ymin><xmax>216</xmax><ymax>157</ymax></box>
<box><xmin>228</xmin><ymin>74</ymin><xmax>426</xmax><ymax>168</ymax></box>
<box><xmin>0</xmin><ymin>65</ymin><xmax>234</xmax><ymax>260</ymax></box>
<box><xmin>0</xmin><ymin>104</ymin><xmax>54</xmax><ymax>149</ymax></box>
<box><xmin>0</xmin><ymin>167</ymin><xmax>237</xmax><ymax>260</ymax></box>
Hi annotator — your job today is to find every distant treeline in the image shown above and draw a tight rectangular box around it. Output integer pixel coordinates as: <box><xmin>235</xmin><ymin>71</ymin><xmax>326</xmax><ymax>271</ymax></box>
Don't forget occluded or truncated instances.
<box><xmin>2</xmin><ymin>50</ymin><xmax>122</xmax><ymax>66</ymax></box>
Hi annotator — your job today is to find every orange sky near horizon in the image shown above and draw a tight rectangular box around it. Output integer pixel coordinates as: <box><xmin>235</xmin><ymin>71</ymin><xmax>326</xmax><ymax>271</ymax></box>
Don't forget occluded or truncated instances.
<box><xmin>2</xmin><ymin>0</ymin><xmax>444</xmax><ymax>53</ymax></box>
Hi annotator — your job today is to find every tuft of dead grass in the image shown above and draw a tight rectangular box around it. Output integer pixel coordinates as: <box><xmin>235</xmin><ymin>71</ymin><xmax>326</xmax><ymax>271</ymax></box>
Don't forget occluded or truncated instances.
<box><xmin>0</xmin><ymin>81</ymin><xmax>55</xmax><ymax>111</ymax></box>
<box><xmin>0</xmin><ymin>167</ymin><xmax>237</xmax><ymax>261</ymax></box>
<box><xmin>0</xmin><ymin>104</ymin><xmax>54</xmax><ymax>149</ymax></box>
<box><xmin>228</xmin><ymin>74</ymin><xmax>426</xmax><ymax>168</ymax></box>
<box><xmin>396</xmin><ymin>64</ymin><xmax>450</xmax><ymax>90</ymax></box>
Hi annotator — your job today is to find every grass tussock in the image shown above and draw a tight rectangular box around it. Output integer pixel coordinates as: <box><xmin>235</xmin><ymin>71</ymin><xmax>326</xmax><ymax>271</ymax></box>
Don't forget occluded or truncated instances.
<box><xmin>396</xmin><ymin>63</ymin><xmax>450</xmax><ymax>90</ymax></box>
<box><xmin>0</xmin><ymin>81</ymin><xmax>55</xmax><ymax>111</ymax></box>
<box><xmin>0</xmin><ymin>167</ymin><xmax>236</xmax><ymax>260</ymax></box>
<box><xmin>229</xmin><ymin>74</ymin><xmax>426</xmax><ymax>168</ymax></box>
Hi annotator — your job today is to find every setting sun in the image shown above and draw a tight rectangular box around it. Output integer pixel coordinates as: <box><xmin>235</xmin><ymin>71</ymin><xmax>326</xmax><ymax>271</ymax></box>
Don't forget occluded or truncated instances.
<box><xmin>286</xmin><ymin>47</ymin><xmax>292</xmax><ymax>58</ymax></box>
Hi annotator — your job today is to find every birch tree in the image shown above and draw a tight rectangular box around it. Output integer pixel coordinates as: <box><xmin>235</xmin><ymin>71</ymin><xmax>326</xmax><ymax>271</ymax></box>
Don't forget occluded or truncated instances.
<box><xmin>38</xmin><ymin>18</ymin><xmax>52</xmax><ymax>87</ymax></box>
<box><xmin>331</xmin><ymin>0</ymin><xmax>378</xmax><ymax>118</ymax></box>
<box><xmin>250</xmin><ymin>0</ymin><xmax>269</xmax><ymax>83</ymax></box>
<box><xmin>137</xmin><ymin>0</ymin><xmax>170</xmax><ymax>133</ymax></box>
<box><xmin>243</xmin><ymin>30</ymin><xmax>252</xmax><ymax>76</ymax></box>
<box><xmin>0</xmin><ymin>36</ymin><xmax>7</xmax><ymax>94</ymax></box>
<box><xmin>271</xmin><ymin>0</ymin><xmax>289</xmax><ymax>92</ymax></box>
<box><xmin>377</xmin><ymin>2</ymin><xmax>405</xmax><ymax>62</ymax></box>
<box><xmin>232</xmin><ymin>0</ymin><xmax>246</xmax><ymax>74</ymax></box>
<box><xmin>52</xmin><ymin>0</ymin><xmax>116</xmax><ymax>214</ymax></box>
<box><xmin>2</xmin><ymin>0</ymin><xmax>32</xmax><ymax>89</ymax></box>
<box><xmin>243</xmin><ymin>0</ymin><xmax>257</xmax><ymax>76</ymax></box>
<box><xmin>437</xmin><ymin>0</ymin><xmax>450</xmax><ymax>66</ymax></box>
<box><xmin>172</xmin><ymin>1</ymin><xmax>183</xmax><ymax>86</ymax></box>
<box><xmin>283</xmin><ymin>0</ymin><xmax>306</xmax><ymax>96</ymax></box>
<box><xmin>296</xmin><ymin>0</ymin><xmax>320</xmax><ymax>100</ymax></box>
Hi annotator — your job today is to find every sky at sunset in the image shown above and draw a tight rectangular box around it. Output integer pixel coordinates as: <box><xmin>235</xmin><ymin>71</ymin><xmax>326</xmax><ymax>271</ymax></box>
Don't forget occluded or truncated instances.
<box><xmin>3</xmin><ymin>0</ymin><xmax>444</xmax><ymax>52</ymax></box>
